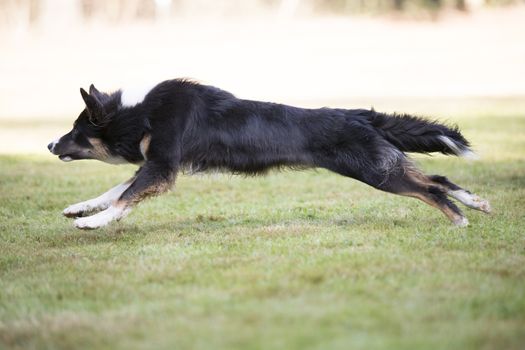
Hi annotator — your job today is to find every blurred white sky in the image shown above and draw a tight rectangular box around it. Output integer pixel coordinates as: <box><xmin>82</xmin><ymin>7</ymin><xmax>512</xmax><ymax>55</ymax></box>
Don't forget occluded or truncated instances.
<box><xmin>0</xmin><ymin>1</ymin><xmax>524</xmax><ymax>120</ymax></box>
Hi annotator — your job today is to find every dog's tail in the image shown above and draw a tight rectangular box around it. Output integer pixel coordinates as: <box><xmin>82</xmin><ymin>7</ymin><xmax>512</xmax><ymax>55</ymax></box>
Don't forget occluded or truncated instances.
<box><xmin>364</xmin><ymin>110</ymin><xmax>476</xmax><ymax>158</ymax></box>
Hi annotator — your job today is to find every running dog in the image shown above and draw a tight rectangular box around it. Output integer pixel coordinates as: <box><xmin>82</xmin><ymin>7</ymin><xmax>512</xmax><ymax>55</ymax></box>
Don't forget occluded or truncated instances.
<box><xmin>48</xmin><ymin>79</ymin><xmax>491</xmax><ymax>229</ymax></box>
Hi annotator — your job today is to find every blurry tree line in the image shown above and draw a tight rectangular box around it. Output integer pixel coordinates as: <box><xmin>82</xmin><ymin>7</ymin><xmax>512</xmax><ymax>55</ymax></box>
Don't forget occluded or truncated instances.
<box><xmin>1</xmin><ymin>0</ymin><xmax>523</xmax><ymax>25</ymax></box>
<box><xmin>310</xmin><ymin>0</ymin><xmax>522</xmax><ymax>13</ymax></box>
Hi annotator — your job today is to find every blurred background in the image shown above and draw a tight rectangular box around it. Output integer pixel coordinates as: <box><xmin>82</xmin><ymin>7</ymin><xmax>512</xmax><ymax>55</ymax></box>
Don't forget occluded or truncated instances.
<box><xmin>0</xmin><ymin>0</ymin><xmax>524</xmax><ymax>153</ymax></box>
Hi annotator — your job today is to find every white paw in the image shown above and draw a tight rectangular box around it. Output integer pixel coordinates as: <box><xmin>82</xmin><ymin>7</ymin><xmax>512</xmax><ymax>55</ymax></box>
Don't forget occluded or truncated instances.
<box><xmin>450</xmin><ymin>190</ymin><xmax>491</xmax><ymax>214</ymax></box>
<box><xmin>471</xmin><ymin>195</ymin><xmax>491</xmax><ymax>214</ymax></box>
<box><xmin>63</xmin><ymin>200</ymin><xmax>107</xmax><ymax>218</ymax></box>
<box><xmin>63</xmin><ymin>202</ymin><xmax>91</xmax><ymax>218</ymax></box>
<box><xmin>73</xmin><ymin>206</ymin><xmax>129</xmax><ymax>230</ymax></box>
<box><xmin>453</xmin><ymin>216</ymin><xmax>469</xmax><ymax>227</ymax></box>
<box><xmin>74</xmin><ymin>215</ymin><xmax>111</xmax><ymax>230</ymax></box>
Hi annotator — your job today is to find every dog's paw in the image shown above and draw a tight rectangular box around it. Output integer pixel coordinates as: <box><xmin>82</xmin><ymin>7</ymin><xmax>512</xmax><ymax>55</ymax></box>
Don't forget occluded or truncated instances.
<box><xmin>74</xmin><ymin>215</ymin><xmax>110</xmax><ymax>230</ymax></box>
<box><xmin>63</xmin><ymin>202</ymin><xmax>91</xmax><ymax>218</ymax></box>
<box><xmin>450</xmin><ymin>190</ymin><xmax>492</xmax><ymax>214</ymax></box>
<box><xmin>471</xmin><ymin>195</ymin><xmax>491</xmax><ymax>214</ymax></box>
<box><xmin>63</xmin><ymin>201</ymin><xmax>109</xmax><ymax>218</ymax></box>
<box><xmin>453</xmin><ymin>216</ymin><xmax>469</xmax><ymax>227</ymax></box>
<box><xmin>73</xmin><ymin>206</ymin><xmax>129</xmax><ymax>230</ymax></box>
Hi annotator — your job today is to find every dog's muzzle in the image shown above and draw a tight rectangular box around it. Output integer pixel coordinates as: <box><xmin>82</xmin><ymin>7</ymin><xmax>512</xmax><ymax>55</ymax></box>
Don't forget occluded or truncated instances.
<box><xmin>47</xmin><ymin>140</ymin><xmax>73</xmax><ymax>161</ymax></box>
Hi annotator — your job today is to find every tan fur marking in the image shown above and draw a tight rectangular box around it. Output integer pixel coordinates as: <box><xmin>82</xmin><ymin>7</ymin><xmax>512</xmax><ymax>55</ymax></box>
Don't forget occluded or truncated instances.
<box><xmin>403</xmin><ymin>191</ymin><xmax>464</xmax><ymax>223</ymax></box>
<box><xmin>140</xmin><ymin>133</ymin><xmax>151</xmax><ymax>160</ymax></box>
<box><xmin>116</xmin><ymin>176</ymin><xmax>175</xmax><ymax>208</ymax></box>
<box><xmin>397</xmin><ymin>164</ymin><xmax>467</xmax><ymax>225</ymax></box>
<box><xmin>404</xmin><ymin>165</ymin><xmax>455</xmax><ymax>193</ymax></box>
<box><xmin>87</xmin><ymin>137</ymin><xmax>111</xmax><ymax>160</ymax></box>
<box><xmin>404</xmin><ymin>166</ymin><xmax>434</xmax><ymax>186</ymax></box>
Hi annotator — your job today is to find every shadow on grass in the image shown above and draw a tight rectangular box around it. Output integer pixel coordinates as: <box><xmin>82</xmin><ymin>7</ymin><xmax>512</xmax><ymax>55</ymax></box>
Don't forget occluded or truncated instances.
<box><xmin>49</xmin><ymin>209</ymin><xmax>439</xmax><ymax>249</ymax></box>
<box><xmin>51</xmin><ymin>224</ymin><xmax>149</xmax><ymax>247</ymax></box>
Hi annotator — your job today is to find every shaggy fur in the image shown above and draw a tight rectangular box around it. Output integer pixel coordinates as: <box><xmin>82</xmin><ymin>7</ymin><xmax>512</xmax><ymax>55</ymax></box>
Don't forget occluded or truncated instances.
<box><xmin>48</xmin><ymin>79</ymin><xmax>491</xmax><ymax>229</ymax></box>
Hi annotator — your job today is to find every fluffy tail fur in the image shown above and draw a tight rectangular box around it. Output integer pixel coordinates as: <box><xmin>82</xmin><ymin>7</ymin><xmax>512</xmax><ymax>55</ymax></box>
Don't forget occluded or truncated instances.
<box><xmin>365</xmin><ymin>110</ymin><xmax>476</xmax><ymax>158</ymax></box>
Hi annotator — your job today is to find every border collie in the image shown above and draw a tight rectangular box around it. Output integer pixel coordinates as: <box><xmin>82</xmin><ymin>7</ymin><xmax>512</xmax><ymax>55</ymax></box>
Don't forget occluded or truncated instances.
<box><xmin>48</xmin><ymin>79</ymin><xmax>491</xmax><ymax>229</ymax></box>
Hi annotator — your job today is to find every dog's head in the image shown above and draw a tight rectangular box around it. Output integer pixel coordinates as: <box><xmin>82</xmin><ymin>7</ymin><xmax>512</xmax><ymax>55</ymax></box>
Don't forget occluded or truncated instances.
<box><xmin>48</xmin><ymin>85</ymin><xmax>141</xmax><ymax>164</ymax></box>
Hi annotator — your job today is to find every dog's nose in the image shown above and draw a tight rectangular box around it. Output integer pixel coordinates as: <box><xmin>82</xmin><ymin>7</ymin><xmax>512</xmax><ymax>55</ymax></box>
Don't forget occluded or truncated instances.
<box><xmin>48</xmin><ymin>139</ymin><xmax>59</xmax><ymax>153</ymax></box>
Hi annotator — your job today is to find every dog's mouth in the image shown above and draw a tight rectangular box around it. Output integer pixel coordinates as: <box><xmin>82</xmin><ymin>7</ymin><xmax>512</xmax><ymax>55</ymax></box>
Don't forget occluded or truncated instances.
<box><xmin>58</xmin><ymin>154</ymin><xmax>75</xmax><ymax>162</ymax></box>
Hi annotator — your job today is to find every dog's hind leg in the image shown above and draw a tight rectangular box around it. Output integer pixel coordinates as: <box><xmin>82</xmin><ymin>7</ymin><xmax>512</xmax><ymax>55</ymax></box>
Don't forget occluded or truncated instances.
<box><xmin>377</xmin><ymin>165</ymin><xmax>469</xmax><ymax>226</ymax></box>
<box><xmin>323</xmin><ymin>154</ymin><xmax>469</xmax><ymax>226</ymax></box>
<box><xmin>74</xmin><ymin>161</ymin><xmax>176</xmax><ymax>229</ymax></box>
<box><xmin>63</xmin><ymin>177</ymin><xmax>136</xmax><ymax>218</ymax></box>
<box><xmin>428</xmin><ymin>175</ymin><xmax>491</xmax><ymax>213</ymax></box>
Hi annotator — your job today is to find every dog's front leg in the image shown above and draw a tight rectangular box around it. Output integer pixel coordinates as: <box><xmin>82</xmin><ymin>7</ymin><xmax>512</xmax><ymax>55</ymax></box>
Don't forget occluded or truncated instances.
<box><xmin>63</xmin><ymin>177</ymin><xmax>135</xmax><ymax>218</ymax></box>
<box><xmin>74</xmin><ymin>161</ymin><xmax>176</xmax><ymax>230</ymax></box>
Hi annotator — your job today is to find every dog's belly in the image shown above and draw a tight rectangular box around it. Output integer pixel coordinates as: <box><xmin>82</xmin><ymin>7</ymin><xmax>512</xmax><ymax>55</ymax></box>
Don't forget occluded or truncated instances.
<box><xmin>181</xmin><ymin>140</ymin><xmax>313</xmax><ymax>175</ymax></box>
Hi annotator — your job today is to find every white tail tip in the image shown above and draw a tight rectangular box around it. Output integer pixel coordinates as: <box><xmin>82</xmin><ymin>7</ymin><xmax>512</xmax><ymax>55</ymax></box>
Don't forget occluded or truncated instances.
<box><xmin>438</xmin><ymin>136</ymin><xmax>479</xmax><ymax>160</ymax></box>
<box><xmin>459</xmin><ymin>149</ymin><xmax>479</xmax><ymax>160</ymax></box>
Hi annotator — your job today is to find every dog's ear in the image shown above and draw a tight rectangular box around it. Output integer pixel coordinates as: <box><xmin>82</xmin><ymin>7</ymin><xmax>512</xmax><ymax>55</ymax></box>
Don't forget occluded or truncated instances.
<box><xmin>89</xmin><ymin>84</ymin><xmax>105</xmax><ymax>100</ymax></box>
<box><xmin>80</xmin><ymin>87</ymin><xmax>106</xmax><ymax>126</ymax></box>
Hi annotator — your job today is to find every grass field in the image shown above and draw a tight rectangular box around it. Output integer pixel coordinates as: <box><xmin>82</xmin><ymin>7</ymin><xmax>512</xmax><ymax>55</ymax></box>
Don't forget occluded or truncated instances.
<box><xmin>0</xmin><ymin>110</ymin><xmax>524</xmax><ymax>349</ymax></box>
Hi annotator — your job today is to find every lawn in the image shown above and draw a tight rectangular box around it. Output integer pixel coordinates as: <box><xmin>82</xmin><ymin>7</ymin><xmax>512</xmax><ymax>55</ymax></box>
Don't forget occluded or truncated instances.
<box><xmin>0</xmin><ymin>110</ymin><xmax>524</xmax><ymax>349</ymax></box>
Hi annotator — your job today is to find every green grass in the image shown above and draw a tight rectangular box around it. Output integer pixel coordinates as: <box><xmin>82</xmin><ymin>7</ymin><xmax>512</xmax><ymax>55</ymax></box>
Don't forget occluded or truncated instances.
<box><xmin>1</xmin><ymin>113</ymin><xmax>524</xmax><ymax>350</ymax></box>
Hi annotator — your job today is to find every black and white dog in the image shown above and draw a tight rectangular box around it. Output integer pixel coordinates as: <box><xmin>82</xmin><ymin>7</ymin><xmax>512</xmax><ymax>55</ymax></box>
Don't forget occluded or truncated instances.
<box><xmin>48</xmin><ymin>79</ymin><xmax>490</xmax><ymax>229</ymax></box>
